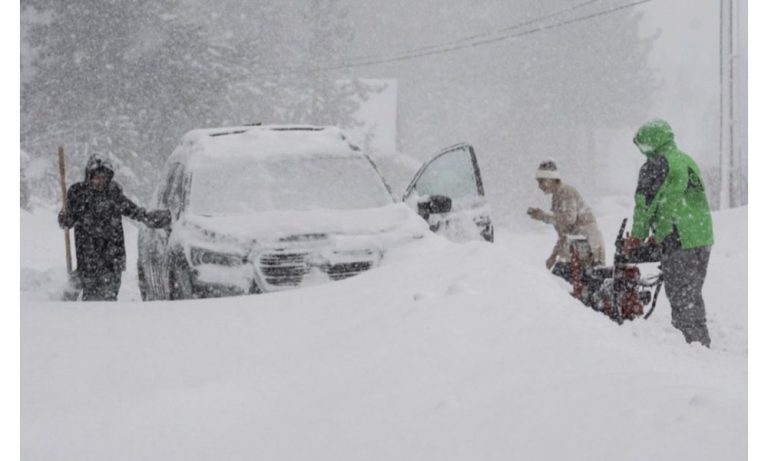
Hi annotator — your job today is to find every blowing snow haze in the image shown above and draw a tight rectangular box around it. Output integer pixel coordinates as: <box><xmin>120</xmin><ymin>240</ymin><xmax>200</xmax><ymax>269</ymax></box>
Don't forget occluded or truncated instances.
<box><xmin>21</xmin><ymin>0</ymin><xmax>743</xmax><ymax>225</ymax></box>
<box><xmin>18</xmin><ymin>1</ymin><xmax>750</xmax><ymax>460</ymax></box>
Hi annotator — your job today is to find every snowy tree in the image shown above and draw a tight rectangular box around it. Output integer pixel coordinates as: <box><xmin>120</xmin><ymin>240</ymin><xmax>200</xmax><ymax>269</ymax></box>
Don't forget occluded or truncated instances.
<box><xmin>21</xmin><ymin>151</ymin><xmax>31</xmax><ymax>211</ymax></box>
<box><xmin>22</xmin><ymin>0</ymin><xmax>223</xmax><ymax>198</ymax></box>
<box><xmin>21</xmin><ymin>0</ymin><xmax>375</xmax><ymax>203</ymax></box>
<box><xmin>219</xmin><ymin>0</ymin><xmax>375</xmax><ymax>128</ymax></box>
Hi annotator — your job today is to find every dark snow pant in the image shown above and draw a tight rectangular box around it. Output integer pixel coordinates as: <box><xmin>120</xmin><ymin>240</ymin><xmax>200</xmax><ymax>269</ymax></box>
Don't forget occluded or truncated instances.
<box><xmin>81</xmin><ymin>271</ymin><xmax>122</xmax><ymax>301</ymax></box>
<box><xmin>661</xmin><ymin>246</ymin><xmax>712</xmax><ymax>347</ymax></box>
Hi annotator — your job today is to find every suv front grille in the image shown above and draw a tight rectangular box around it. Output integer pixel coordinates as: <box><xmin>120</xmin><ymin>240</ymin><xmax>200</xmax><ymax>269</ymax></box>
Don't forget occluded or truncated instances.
<box><xmin>256</xmin><ymin>251</ymin><xmax>378</xmax><ymax>290</ymax></box>
<box><xmin>326</xmin><ymin>261</ymin><xmax>373</xmax><ymax>281</ymax></box>
<box><xmin>259</xmin><ymin>252</ymin><xmax>310</xmax><ymax>287</ymax></box>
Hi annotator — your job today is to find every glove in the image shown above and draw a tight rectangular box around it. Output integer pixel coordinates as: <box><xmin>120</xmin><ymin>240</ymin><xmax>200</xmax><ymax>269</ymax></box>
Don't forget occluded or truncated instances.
<box><xmin>623</xmin><ymin>235</ymin><xmax>642</xmax><ymax>255</ymax></box>
<box><xmin>58</xmin><ymin>209</ymin><xmax>73</xmax><ymax>229</ymax></box>
<box><xmin>545</xmin><ymin>254</ymin><xmax>557</xmax><ymax>270</ymax></box>
<box><xmin>527</xmin><ymin>207</ymin><xmax>546</xmax><ymax>221</ymax></box>
<box><xmin>145</xmin><ymin>209</ymin><xmax>172</xmax><ymax>229</ymax></box>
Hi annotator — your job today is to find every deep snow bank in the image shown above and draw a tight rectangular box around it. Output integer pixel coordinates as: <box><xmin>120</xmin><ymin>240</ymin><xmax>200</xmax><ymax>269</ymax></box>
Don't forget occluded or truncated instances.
<box><xmin>21</xmin><ymin>205</ymin><xmax>747</xmax><ymax>461</ymax></box>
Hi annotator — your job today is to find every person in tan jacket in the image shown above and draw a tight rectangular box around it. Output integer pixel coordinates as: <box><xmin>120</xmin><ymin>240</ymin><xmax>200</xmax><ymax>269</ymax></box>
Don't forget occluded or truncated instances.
<box><xmin>527</xmin><ymin>160</ymin><xmax>605</xmax><ymax>269</ymax></box>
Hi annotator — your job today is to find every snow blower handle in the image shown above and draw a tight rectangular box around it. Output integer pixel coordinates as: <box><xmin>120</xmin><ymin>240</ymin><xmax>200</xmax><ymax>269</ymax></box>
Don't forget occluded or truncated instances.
<box><xmin>614</xmin><ymin>218</ymin><xmax>628</xmax><ymax>262</ymax></box>
<box><xmin>58</xmin><ymin>146</ymin><xmax>73</xmax><ymax>275</ymax></box>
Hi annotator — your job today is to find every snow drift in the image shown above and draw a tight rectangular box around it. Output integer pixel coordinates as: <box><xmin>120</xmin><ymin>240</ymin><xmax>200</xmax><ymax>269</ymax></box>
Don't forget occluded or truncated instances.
<box><xmin>20</xmin><ymin>204</ymin><xmax>747</xmax><ymax>461</ymax></box>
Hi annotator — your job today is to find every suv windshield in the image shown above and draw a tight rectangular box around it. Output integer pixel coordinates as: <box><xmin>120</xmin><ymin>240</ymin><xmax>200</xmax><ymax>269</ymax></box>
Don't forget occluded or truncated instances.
<box><xmin>189</xmin><ymin>155</ymin><xmax>393</xmax><ymax>215</ymax></box>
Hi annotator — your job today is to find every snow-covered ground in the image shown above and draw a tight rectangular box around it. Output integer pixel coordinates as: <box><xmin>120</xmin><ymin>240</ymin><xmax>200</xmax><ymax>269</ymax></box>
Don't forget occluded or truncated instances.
<box><xmin>20</xmin><ymin>203</ymin><xmax>747</xmax><ymax>461</ymax></box>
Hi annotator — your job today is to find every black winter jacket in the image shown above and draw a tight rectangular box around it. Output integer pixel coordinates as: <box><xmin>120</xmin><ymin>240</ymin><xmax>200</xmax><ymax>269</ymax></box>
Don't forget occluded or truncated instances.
<box><xmin>58</xmin><ymin>155</ymin><xmax>170</xmax><ymax>276</ymax></box>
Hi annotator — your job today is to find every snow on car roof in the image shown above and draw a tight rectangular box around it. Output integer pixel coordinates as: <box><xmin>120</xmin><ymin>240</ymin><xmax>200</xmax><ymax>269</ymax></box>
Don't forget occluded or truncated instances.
<box><xmin>169</xmin><ymin>125</ymin><xmax>362</xmax><ymax>166</ymax></box>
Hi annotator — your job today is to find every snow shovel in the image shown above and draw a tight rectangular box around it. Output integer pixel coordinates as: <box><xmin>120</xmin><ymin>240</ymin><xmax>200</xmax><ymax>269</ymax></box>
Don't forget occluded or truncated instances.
<box><xmin>58</xmin><ymin>146</ymin><xmax>81</xmax><ymax>301</ymax></box>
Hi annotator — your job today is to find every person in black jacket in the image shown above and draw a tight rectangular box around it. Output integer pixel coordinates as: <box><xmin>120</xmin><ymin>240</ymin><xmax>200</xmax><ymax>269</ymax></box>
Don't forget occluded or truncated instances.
<box><xmin>58</xmin><ymin>154</ymin><xmax>171</xmax><ymax>301</ymax></box>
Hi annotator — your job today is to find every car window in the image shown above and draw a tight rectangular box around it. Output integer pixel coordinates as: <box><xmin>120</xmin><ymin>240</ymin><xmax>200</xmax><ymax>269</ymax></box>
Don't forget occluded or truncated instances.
<box><xmin>188</xmin><ymin>155</ymin><xmax>393</xmax><ymax>215</ymax></box>
<box><xmin>160</xmin><ymin>164</ymin><xmax>180</xmax><ymax>208</ymax></box>
<box><xmin>167</xmin><ymin>166</ymin><xmax>187</xmax><ymax>217</ymax></box>
<box><xmin>408</xmin><ymin>146</ymin><xmax>481</xmax><ymax>200</ymax></box>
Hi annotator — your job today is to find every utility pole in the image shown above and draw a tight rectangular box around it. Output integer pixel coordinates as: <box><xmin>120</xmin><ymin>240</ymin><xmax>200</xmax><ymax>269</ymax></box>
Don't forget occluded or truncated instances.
<box><xmin>719</xmin><ymin>0</ymin><xmax>734</xmax><ymax>209</ymax></box>
<box><xmin>719</xmin><ymin>0</ymin><xmax>747</xmax><ymax>208</ymax></box>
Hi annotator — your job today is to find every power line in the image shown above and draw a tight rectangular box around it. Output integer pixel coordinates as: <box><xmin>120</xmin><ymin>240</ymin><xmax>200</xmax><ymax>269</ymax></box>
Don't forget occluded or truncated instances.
<box><xmin>338</xmin><ymin>0</ymin><xmax>656</xmax><ymax>69</ymax></box>
<box><xmin>254</xmin><ymin>0</ymin><xmax>655</xmax><ymax>79</ymax></box>
<box><xmin>344</xmin><ymin>0</ymin><xmax>605</xmax><ymax>62</ymax></box>
<box><xmin>243</xmin><ymin>0</ymin><xmax>605</xmax><ymax>78</ymax></box>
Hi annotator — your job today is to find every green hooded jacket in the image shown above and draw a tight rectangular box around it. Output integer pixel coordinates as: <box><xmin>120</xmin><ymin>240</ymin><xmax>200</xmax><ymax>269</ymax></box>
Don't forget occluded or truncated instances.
<box><xmin>630</xmin><ymin>119</ymin><xmax>714</xmax><ymax>249</ymax></box>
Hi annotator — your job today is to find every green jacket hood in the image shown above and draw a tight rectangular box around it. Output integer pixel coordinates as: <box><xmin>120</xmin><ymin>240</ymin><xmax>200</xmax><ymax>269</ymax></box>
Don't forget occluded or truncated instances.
<box><xmin>633</xmin><ymin>119</ymin><xmax>676</xmax><ymax>157</ymax></box>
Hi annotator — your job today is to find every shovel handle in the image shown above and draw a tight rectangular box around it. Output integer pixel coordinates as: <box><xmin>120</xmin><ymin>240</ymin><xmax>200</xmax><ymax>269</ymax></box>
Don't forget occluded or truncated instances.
<box><xmin>58</xmin><ymin>147</ymin><xmax>73</xmax><ymax>274</ymax></box>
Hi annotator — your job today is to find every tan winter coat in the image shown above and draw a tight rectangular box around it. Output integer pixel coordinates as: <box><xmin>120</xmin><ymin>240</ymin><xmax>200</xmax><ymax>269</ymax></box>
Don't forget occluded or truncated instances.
<box><xmin>540</xmin><ymin>183</ymin><xmax>605</xmax><ymax>265</ymax></box>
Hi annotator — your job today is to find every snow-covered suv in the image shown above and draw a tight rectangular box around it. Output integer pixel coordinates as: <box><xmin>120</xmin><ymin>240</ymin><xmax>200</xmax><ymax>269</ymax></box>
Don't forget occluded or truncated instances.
<box><xmin>138</xmin><ymin>125</ymin><xmax>493</xmax><ymax>299</ymax></box>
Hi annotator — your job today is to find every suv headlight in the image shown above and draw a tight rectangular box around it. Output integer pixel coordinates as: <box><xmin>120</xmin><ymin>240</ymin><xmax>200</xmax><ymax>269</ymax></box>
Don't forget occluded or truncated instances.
<box><xmin>189</xmin><ymin>247</ymin><xmax>246</xmax><ymax>266</ymax></box>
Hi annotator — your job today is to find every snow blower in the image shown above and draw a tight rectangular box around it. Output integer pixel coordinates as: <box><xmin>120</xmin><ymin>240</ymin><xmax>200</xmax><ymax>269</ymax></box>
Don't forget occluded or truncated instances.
<box><xmin>551</xmin><ymin>218</ymin><xmax>663</xmax><ymax>325</ymax></box>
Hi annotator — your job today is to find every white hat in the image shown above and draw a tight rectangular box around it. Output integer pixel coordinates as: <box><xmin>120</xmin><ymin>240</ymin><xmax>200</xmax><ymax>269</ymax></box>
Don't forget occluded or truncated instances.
<box><xmin>535</xmin><ymin>160</ymin><xmax>560</xmax><ymax>180</ymax></box>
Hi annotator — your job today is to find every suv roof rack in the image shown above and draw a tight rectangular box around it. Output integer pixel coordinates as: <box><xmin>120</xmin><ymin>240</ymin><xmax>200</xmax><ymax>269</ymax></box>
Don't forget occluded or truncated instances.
<box><xmin>268</xmin><ymin>127</ymin><xmax>325</xmax><ymax>132</ymax></box>
<box><xmin>209</xmin><ymin>130</ymin><xmax>247</xmax><ymax>137</ymax></box>
<box><xmin>207</xmin><ymin>125</ymin><xmax>326</xmax><ymax>138</ymax></box>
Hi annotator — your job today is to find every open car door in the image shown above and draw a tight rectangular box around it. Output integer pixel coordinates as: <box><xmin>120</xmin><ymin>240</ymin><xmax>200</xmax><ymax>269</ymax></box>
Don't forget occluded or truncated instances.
<box><xmin>403</xmin><ymin>143</ymin><xmax>493</xmax><ymax>242</ymax></box>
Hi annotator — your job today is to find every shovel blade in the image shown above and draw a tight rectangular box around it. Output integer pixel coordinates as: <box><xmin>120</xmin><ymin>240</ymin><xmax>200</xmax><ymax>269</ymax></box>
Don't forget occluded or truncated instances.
<box><xmin>60</xmin><ymin>271</ymin><xmax>82</xmax><ymax>301</ymax></box>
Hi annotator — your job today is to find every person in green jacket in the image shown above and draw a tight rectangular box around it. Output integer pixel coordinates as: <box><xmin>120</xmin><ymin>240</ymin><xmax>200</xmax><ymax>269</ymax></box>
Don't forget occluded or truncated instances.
<box><xmin>624</xmin><ymin>119</ymin><xmax>714</xmax><ymax>347</ymax></box>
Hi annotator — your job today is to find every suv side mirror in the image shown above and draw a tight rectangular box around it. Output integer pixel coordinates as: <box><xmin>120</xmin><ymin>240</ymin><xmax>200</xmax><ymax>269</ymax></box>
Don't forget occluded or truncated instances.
<box><xmin>416</xmin><ymin>194</ymin><xmax>452</xmax><ymax>221</ymax></box>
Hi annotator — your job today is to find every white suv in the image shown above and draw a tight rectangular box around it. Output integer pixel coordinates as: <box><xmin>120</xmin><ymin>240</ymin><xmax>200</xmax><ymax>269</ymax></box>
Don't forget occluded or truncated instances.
<box><xmin>138</xmin><ymin>125</ymin><xmax>493</xmax><ymax>299</ymax></box>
